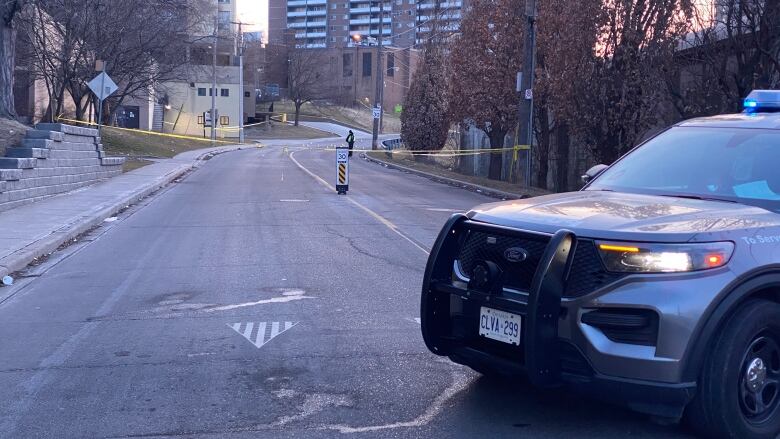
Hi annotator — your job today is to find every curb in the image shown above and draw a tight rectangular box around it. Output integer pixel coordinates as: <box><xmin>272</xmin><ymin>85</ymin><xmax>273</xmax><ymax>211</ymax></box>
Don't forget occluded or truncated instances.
<box><xmin>0</xmin><ymin>145</ymin><xmax>249</xmax><ymax>280</ymax></box>
<box><xmin>361</xmin><ymin>152</ymin><xmax>531</xmax><ymax>200</ymax></box>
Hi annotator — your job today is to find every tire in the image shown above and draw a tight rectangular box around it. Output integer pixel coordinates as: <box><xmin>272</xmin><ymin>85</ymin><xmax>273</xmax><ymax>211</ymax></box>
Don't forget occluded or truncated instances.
<box><xmin>686</xmin><ymin>299</ymin><xmax>780</xmax><ymax>438</ymax></box>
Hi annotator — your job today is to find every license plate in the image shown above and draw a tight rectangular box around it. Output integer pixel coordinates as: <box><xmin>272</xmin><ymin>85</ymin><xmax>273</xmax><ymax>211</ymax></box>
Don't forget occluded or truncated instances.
<box><xmin>478</xmin><ymin>307</ymin><xmax>521</xmax><ymax>345</ymax></box>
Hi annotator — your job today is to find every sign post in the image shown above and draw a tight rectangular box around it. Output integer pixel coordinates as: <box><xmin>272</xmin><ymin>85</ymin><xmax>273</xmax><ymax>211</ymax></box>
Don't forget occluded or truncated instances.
<box><xmin>336</xmin><ymin>146</ymin><xmax>349</xmax><ymax>195</ymax></box>
<box><xmin>87</xmin><ymin>70</ymin><xmax>118</xmax><ymax>136</ymax></box>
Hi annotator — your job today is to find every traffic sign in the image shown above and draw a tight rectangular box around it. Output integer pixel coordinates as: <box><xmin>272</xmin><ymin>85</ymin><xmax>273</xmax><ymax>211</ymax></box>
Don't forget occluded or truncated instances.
<box><xmin>336</xmin><ymin>146</ymin><xmax>349</xmax><ymax>194</ymax></box>
<box><xmin>372</xmin><ymin>106</ymin><xmax>381</xmax><ymax>119</ymax></box>
<box><xmin>524</xmin><ymin>88</ymin><xmax>533</xmax><ymax>100</ymax></box>
<box><xmin>87</xmin><ymin>72</ymin><xmax>118</xmax><ymax>101</ymax></box>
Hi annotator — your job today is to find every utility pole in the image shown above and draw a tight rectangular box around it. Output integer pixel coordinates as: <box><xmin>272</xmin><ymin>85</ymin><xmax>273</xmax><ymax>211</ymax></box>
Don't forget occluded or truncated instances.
<box><xmin>236</xmin><ymin>21</ymin><xmax>245</xmax><ymax>143</ymax></box>
<box><xmin>516</xmin><ymin>0</ymin><xmax>536</xmax><ymax>186</ymax></box>
<box><xmin>211</xmin><ymin>11</ymin><xmax>218</xmax><ymax>141</ymax></box>
<box><xmin>371</xmin><ymin>0</ymin><xmax>385</xmax><ymax>150</ymax></box>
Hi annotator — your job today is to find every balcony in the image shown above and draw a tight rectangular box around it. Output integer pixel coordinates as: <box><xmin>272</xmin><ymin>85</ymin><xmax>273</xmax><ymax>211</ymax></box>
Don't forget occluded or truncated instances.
<box><xmin>416</xmin><ymin>1</ymin><xmax>461</xmax><ymax>8</ymax></box>
<box><xmin>288</xmin><ymin>0</ymin><xmax>326</xmax><ymax>6</ymax></box>
<box><xmin>349</xmin><ymin>17</ymin><xmax>392</xmax><ymax>25</ymax></box>
<box><xmin>294</xmin><ymin>31</ymin><xmax>327</xmax><ymax>38</ymax></box>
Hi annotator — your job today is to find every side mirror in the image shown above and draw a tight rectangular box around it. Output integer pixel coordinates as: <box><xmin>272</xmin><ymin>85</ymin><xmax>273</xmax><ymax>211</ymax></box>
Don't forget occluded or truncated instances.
<box><xmin>581</xmin><ymin>164</ymin><xmax>609</xmax><ymax>185</ymax></box>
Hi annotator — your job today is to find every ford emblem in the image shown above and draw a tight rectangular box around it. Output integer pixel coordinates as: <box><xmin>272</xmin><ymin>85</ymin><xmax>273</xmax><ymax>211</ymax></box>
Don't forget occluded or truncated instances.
<box><xmin>504</xmin><ymin>247</ymin><xmax>529</xmax><ymax>263</ymax></box>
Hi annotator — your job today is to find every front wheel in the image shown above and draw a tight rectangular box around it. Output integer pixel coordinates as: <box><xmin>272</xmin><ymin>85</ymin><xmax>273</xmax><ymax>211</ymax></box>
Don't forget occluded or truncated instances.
<box><xmin>687</xmin><ymin>299</ymin><xmax>780</xmax><ymax>438</ymax></box>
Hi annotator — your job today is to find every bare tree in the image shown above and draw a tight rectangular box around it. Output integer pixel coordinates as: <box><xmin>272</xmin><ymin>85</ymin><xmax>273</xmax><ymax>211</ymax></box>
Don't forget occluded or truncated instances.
<box><xmin>401</xmin><ymin>7</ymin><xmax>451</xmax><ymax>153</ymax></box>
<box><xmin>0</xmin><ymin>0</ymin><xmax>27</xmax><ymax>119</ymax></box>
<box><xmin>287</xmin><ymin>48</ymin><xmax>329</xmax><ymax>126</ymax></box>
<box><xmin>556</xmin><ymin>0</ymin><xmax>693</xmax><ymax>165</ymax></box>
<box><xmin>671</xmin><ymin>0</ymin><xmax>780</xmax><ymax>117</ymax></box>
<box><xmin>447</xmin><ymin>0</ymin><xmax>524</xmax><ymax>180</ymax></box>
<box><xmin>534</xmin><ymin>0</ymin><xmax>603</xmax><ymax>189</ymax></box>
<box><xmin>18</xmin><ymin>0</ymin><xmax>211</xmax><ymax>122</ymax></box>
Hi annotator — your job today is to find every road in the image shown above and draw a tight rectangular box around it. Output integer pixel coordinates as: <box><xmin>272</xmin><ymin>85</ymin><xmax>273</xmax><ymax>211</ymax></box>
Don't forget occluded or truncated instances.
<box><xmin>0</xmin><ymin>139</ymin><xmax>693</xmax><ymax>438</ymax></box>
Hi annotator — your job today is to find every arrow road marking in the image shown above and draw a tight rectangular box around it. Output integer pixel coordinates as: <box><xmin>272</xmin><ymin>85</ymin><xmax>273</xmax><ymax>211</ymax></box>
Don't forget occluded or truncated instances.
<box><xmin>228</xmin><ymin>321</ymin><xmax>298</xmax><ymax>349</ymax></box>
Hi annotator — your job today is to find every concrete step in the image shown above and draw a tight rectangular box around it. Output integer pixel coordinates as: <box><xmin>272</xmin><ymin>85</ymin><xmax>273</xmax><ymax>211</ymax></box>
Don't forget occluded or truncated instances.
<box><xmin>26</xmin><ymin>130</ymin><xmax>65</xmax><ymax>141</ymax></box>
<box><xmin>63</xmin><ymin>133</ymin><xmax>99</xmax><ymax>144</ymax></box>
<box><xmin>21</xmin><ymin>138</ymin><xmax>99</xmax><ymax>151</ymax></box>
<box><xmin>0</xmin><ymin>158</ymin><xmax>37</xmax><ymax>169</ymax></box>
<box><xmin>6</xmin><ymin>148</ymin><xmax>50</xmax><ymax>159</ymax></box>
<box><xmin>0</xmin><ymin>169</ymin><xmax>22</xmax><ymax>181</ymax></box>
<box><xmin>101</xmin><ymin>157</ymin><xmax>126</xmax><ymax>166</ymax></box>
<box><xmin>36</xmin><ymin>123</ymin><xmax>98</xmax><ymax>137</ymax></box>
<box><xmin>21</xmin><ymin>164</ymin><xmax>107</xmax><ymax>178</ymax></box>
<box><xmin>46</xmin><ymin>149</ymin><xmax>100</xmax><ymax>160</ymax></box>
<box><xmin>32</xmin><ymin>158</ymin><xmax>103</xmax><ymax>168</ymax></box>
<box><xmin>2</xmin><ymin>169</ymin><xmax>120</xmax><ymax>192</ymax></box>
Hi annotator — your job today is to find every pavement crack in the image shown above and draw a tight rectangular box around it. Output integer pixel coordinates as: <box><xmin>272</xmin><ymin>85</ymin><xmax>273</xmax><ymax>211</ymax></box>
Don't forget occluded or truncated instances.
<box><xmin>324</xmin><ymin>226</ymin><xmax>417</xmax><ymax>270</ymax></box>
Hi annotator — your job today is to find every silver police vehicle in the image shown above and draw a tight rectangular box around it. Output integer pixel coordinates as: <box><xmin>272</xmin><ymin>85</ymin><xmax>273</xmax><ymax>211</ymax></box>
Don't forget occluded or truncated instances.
<box><xmin>421</xmin><ymin>90</ymin><xmax>780</xmax><ymax>438</ymax></box>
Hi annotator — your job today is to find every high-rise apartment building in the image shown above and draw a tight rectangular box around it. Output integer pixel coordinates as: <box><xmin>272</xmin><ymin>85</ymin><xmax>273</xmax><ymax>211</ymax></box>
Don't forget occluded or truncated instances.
<box><xmin>268</xmin><ymin>0</ymin><xmax>464</xmax><ymax>48</ymax></box>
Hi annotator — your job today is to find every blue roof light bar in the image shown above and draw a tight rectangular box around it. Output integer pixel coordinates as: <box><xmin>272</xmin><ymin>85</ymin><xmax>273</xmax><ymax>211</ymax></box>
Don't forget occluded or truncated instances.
<box><xmin>743</xmin><ymin>90</ymin><xmax>780</xmax><ymax>113</ymax></box>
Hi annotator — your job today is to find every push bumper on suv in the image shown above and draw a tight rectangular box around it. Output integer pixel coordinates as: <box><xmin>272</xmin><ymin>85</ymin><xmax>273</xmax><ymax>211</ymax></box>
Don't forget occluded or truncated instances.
<box><xmin>420</xmin><ymin>214</ymin><xmax>697</xmax><ymax>418</ymax></box>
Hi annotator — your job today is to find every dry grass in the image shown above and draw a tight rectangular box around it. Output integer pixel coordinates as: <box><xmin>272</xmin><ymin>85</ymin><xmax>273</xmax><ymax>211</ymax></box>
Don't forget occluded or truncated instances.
<box><xmin>0</xmin><ymin>119</ymin><xmax>31</xmax><ymax>156</ymax></box>
<box><xmin>263</xmin><ymin>101</ymin><xmax>402</xmax><ymax>133</ymax></box>
<box><xmin>101</xmin><ymin>128</ymin><xmax>222</xmax><ymax>159</ymax></box>
<box><xmin>122</xmin><ymin>157</ymin><xmax>155</xmax><ymax>172</ymax></box>
<box><xmin>366</xmin><ymin>150</ymin><xmax>549</xmax><ymax>198</ymax></box>
<box><xmin>244</xmin><ymin>122</ymin><xmax>334</xmax><ymax>140</ymax></box>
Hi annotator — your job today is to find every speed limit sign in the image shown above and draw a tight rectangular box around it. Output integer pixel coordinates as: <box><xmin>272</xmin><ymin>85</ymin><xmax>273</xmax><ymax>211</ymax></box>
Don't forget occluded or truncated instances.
<box><xmin>336</xmin><ymin>146</ymin><xmax>349</xmax><ymax>194</ymax></box>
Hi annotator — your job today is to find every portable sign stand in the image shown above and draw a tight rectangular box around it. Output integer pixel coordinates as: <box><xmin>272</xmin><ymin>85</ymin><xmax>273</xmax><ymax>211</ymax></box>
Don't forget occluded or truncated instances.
<box><xmin>336</xmin><ymin>146</ymin><xmax>349</xmax><ymax>195</ymax></box>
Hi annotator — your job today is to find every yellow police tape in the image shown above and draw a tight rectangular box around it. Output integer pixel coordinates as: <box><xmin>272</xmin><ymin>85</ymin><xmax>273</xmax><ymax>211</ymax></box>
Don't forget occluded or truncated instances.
<box><xmin>56</xmin><ymin>117</ymin><xmax>247</xmax><ymax>144</ymax></box>
<box><xmin>322</xmin><ymin>145</ymin><xmax>530</xmax><ymax>157</ymax></box>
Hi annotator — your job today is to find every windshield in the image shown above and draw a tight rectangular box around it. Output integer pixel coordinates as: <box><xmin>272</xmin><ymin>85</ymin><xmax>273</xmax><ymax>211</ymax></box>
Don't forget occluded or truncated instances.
<box><xmin>587</xmin><ymin>126</ymin><xmax>780</xmax><ymax>211</ymax></box>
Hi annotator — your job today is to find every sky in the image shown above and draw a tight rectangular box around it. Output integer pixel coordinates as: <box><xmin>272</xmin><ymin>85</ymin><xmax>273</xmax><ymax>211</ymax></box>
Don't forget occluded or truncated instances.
<box><xmin>237</xmin><ymin>0</ymin><xmax>267</xmax><ymax>39</ymax></box>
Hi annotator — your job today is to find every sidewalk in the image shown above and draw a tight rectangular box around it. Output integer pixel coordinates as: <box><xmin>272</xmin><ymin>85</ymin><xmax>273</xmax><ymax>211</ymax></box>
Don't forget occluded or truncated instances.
<box><xmin>0</xmin><ymin>144</ymin><xmax>251</xmax><ymax>280</ymax></box>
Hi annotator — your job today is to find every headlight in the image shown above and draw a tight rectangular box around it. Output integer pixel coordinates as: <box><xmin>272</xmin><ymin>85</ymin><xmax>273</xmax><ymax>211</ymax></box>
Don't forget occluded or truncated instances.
<box><xmin>596</xmin><ymin>241</ymin><xmax>734</xmax><ymax>273</ymax></box>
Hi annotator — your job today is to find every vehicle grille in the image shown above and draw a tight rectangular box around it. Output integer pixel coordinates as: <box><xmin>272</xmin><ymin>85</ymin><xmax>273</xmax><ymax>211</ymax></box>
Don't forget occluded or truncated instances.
<box><xmin>457</xmin><ymin>229</ymin><xmax>549</xmax><ymax>292</ymax></box>
<box><xmin>456</xmin><ymin>226</ymin><xmax>625</xmax><ymax>298</ymax></box>
<box><xmin>565</xmin><ymin>240</ymin><xmax>626</xmax><ymax>298</ymax></box>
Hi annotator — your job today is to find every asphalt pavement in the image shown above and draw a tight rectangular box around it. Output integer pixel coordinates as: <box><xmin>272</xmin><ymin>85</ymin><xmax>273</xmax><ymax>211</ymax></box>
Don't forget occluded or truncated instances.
<box><xmin>0</xmin><ymin>139</ymin><xmax>693</xmax><ymax>438</ymax></box>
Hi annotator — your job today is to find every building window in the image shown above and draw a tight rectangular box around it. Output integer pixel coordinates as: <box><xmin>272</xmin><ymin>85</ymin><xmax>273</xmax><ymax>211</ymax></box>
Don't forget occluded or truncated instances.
<box><xmin>219</xmin><ymin>115</ymin><xmax>229</xmax><ymax>126</ymax></box>
<box><xmin>218</xmin><ymin>11</ymin><xmax>230</xmax><ymax>25</ymax></box>
<box><xmin>218</xmin><ymin>0</ymin><xmax>230</xmax><ymax>3</ymax></box>
<box><xmin>343</xmin><ymin>53</ymin><xmax>353</xmax><ymax>77</ymax></box>
<box><xmin>221</xmin><ymin>88</ymin><xmax>229</xmax><ymax>97</ymax></box>
<box><xmin>386</xmin><ymin>52</ymin><xmax>394</xmax><ymax>77</ymax></box>
<box><xmin>343</xmin><ymin>25</ymin><xmax>348</xmax><ymax>30</ymax></box>
<box><xmin>244</xmin><ymin>91</ymin><xmax>251</xmax><ymax>98</ymax></box>
<box><xmin>197</xmin><ymin>87</ymin><xmax>206</xmax><ymax>96</ymax></box>
<box><xmin>343</xmin><ymin>14</ymin><xmax>348</xmax><ymax>19</ymax></box>
<box><xmin>362</xmin><ymin>52</ymin><xmax>372</xmax><ymax>77</ymax></box>
<box><xmin>331</xmin><ymin>3</ymin><xmax>337</xmax><ymax>9</ymax></box>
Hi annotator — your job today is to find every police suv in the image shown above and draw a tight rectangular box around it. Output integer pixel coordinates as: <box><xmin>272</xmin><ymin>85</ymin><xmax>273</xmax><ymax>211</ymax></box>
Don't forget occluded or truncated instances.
<box><xmin>420</xmin><ymin>90</ymin><xmax>780</xmax><ymax>438</ymax></box>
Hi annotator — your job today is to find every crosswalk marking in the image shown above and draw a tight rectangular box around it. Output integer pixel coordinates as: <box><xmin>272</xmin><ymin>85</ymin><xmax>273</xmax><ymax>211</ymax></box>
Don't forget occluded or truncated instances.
<box><xmin>228</xmin><ymin>321</ymin><xmax>298</xmax><ymax>349</ymax></box>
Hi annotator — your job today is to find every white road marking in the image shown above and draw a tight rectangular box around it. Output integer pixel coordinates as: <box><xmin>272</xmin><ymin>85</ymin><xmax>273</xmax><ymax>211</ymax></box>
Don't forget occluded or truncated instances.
<box><xmin>323</xmin><ymin>367</ymin><xmax>473</xmax><ymax>434</ymax></box>
<box><xmin>279</xmin><ymin>199</ymin><xmax>310</xmax><ymax>202</ymax></box>
<box><xmin>404</xmin><ymin>317</ymin><xmax>421</xmax><ymax>325</ymax></box>
<box><xmin>205</xmin><ymin>289</ymin><xmax>314</xmax><ymax>312</ymax></box>
<box><xmin>228</xmin><ymin>321</ymin><xmax>298</xmax><ymax>349</ymax></box>
<box><xmin>289</xmin><ymin>150</ymin><xmax>430</xmax><ymax>255</ymax></box>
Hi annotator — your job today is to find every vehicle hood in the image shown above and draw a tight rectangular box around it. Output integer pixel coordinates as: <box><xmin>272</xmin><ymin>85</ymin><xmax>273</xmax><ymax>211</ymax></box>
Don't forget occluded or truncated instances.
<box><xmin>467</xmin><ymin>191</ymin><xmax>780</xmax><ymax>242</ymax></box>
